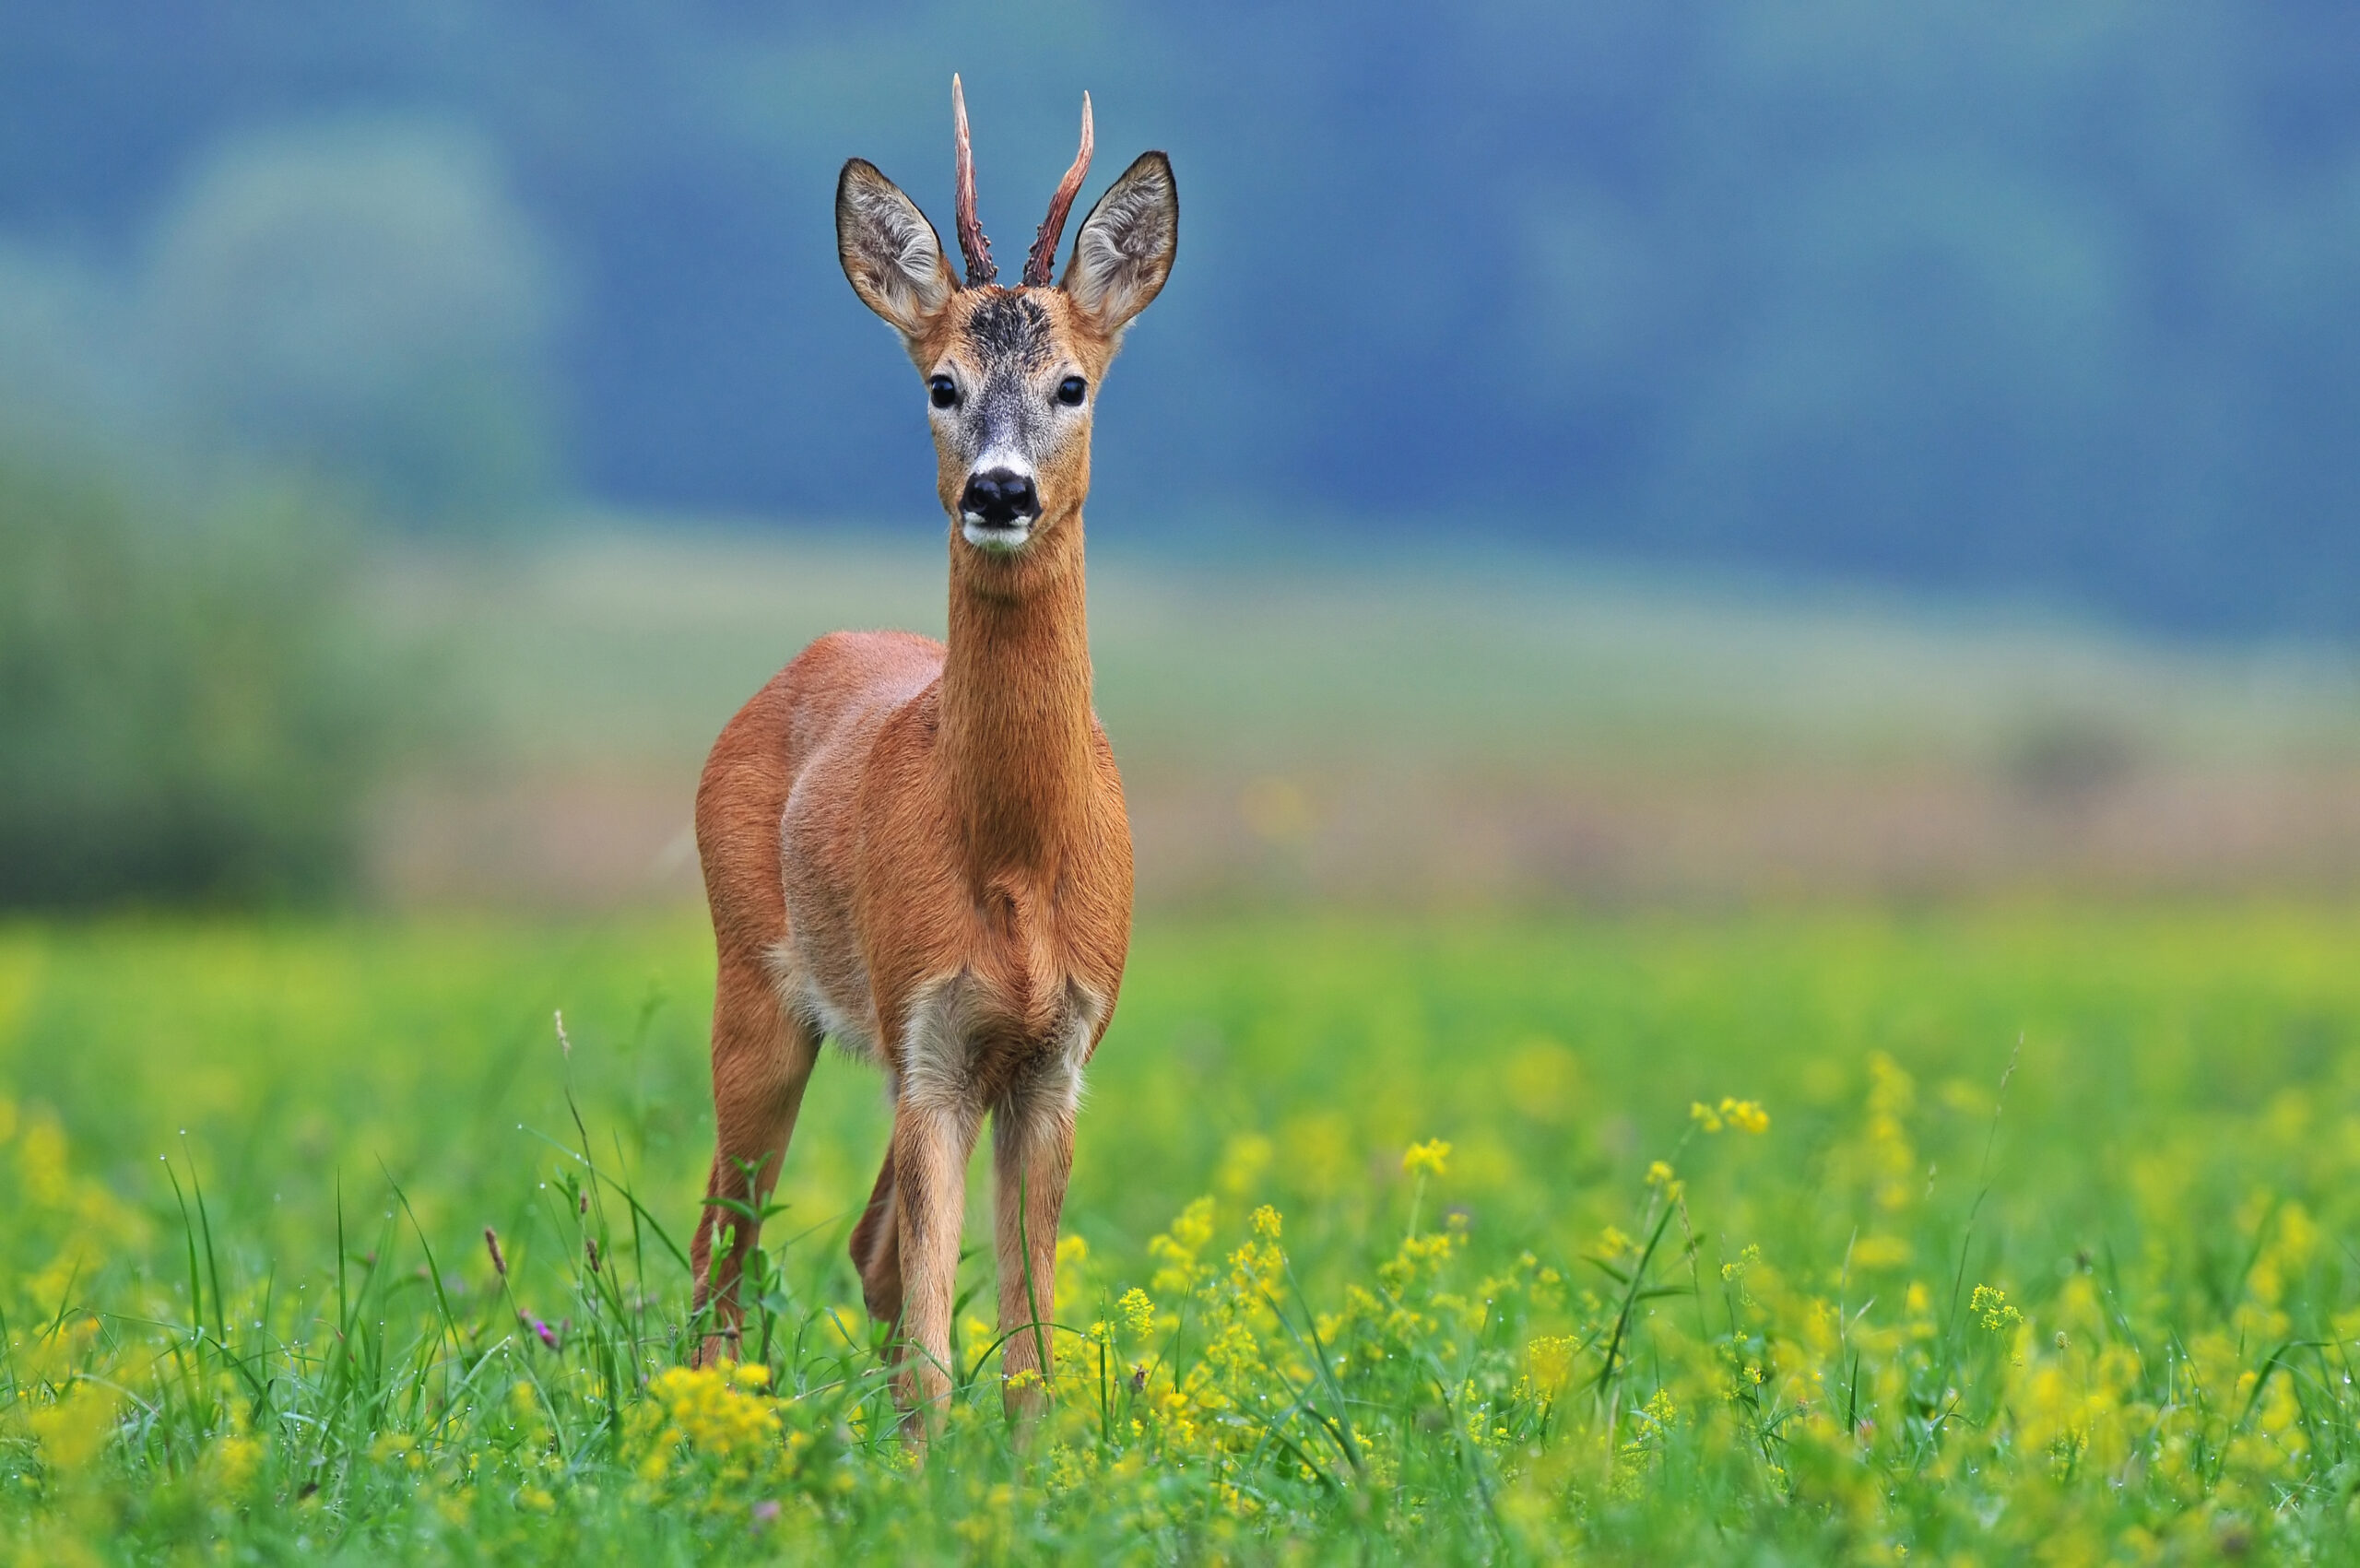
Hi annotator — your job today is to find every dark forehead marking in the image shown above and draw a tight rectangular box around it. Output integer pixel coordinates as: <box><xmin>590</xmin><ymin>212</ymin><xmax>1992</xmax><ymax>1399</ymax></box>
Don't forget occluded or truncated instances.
<box><xmin>964</xmin><ymin>292</ymin><xmax>1054</xmax><ymax>371</ymax></box>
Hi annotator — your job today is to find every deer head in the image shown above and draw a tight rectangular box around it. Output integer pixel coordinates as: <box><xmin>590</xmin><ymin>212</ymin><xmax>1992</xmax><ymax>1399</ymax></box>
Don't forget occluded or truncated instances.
<box><xmin>836</xmin><ymin>78</ymin><xmax>1177</xmax><ymax>561</ymax></box>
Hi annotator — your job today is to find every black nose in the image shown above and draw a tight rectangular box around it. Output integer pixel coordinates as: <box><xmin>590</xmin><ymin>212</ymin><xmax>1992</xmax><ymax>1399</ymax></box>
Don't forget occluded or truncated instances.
<box><xmin>960</xmin><ymin>468</ymin><xmax>1039</xmax><ymax>528</ymax></box>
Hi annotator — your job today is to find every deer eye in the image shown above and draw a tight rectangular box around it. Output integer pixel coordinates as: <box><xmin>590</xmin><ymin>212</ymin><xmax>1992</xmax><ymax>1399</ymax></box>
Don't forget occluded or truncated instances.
<box><xmin>928</xmin><ymin>375</ymin><xmax>959</xmax><ymax>409</ymax></box>
<box><xmin>1056</xmin><ymin>376</ymin><xmax>1087</xmax><ymax>407</ymax></box>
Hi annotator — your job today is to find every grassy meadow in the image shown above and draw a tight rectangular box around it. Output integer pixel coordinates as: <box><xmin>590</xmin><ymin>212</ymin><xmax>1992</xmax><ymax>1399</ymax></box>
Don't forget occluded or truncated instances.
<box><xmin>5</xmin><ymin>903</ymin><xmax>2360</xmax><ymax>1562</ymax></box>
<box><xmin>6</xmin><ymin>527</ymin><xmax>2360</xmax><ymax>1562</ymax></box>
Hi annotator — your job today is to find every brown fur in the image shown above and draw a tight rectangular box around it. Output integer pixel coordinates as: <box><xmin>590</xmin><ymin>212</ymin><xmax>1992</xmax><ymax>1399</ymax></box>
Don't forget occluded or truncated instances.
<box><xmin>687</xmin><ymin>266</ymin><xmax>1152</xmax><ymax>1434</ymax></box>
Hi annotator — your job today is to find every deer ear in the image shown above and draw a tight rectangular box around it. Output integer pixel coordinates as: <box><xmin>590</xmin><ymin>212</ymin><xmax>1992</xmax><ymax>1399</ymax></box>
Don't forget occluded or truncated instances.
<box><xmin>837</xmin><ymin>159</ymin><xmax>958</xmax><ymax>340</ymax></box>
<box><xmin>1062</xmin><ymin>151</ymin><xmax>1176</xmax><ymax>335</ymax></box>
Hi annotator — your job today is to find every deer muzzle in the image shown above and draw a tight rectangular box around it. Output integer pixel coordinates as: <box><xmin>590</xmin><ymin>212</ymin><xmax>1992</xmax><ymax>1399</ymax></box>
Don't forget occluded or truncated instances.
<box><xmin>960</xmin><ymin>466</ymin><xmax>1039</xmax><ymax>549</ymax></box>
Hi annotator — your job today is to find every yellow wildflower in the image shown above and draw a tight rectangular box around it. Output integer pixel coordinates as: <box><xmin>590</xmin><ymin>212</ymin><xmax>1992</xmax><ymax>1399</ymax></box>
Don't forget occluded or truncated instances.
<box><xmin>1970</xmin><ymin>1284</ymin><xmax>2024</xmax><ymax>1332</ymax></box>
<box><xmin>30</xmin><ymin>1380</ymin><xmax>118</xmax><ymax>1472</ymax></box>
<box><xmin>1217</xmin><ymin>1132</ymin><xmax>1274</xmax><ymax>1197</ymax></box>
<box><xmin>1693</xmin><ymin>1097</ymin><xmax>1770</xmax><ymax>1136</ymax></box>
<box><xmin>625</xmin><ymin>1362</ymin><xmax>785</xmax><ymax>1497</ymax></box>
<box><xmin>1528</xmin><ymin>1335</ymin><xmax>1579</xmax><ymax>1392</ymax></box>
<box><xmin>1148</xmin><ymin>1197</ymin><xmax>1217</xmax><ymax>1296</ymax></box>
<box><xmin>1850</xmin><ymin>1233</ymin><xmax>1912</xmax><ymax>1270</ymax></box>
<box><xmin>1402</xmin><ymin>1138</ymin><xmax>1452</xmax><ymax>1178</ymax></box>
<box><xmin>1722</xmin><ymin>1098</ymin><xmax>1770</xmax><ymax>1135</ymax></box>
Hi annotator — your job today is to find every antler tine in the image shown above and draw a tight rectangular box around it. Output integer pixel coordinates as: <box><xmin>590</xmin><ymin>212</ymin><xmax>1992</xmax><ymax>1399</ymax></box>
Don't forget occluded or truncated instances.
<box><xmin>951</xmin><ymin>73</ymin><xmax>996</xmax><ymax>287</ymax></box>
<box><xmin>1022</xmin><ymin>91</ymin><xmax>1093</xmax><ymax>288</ymax></box>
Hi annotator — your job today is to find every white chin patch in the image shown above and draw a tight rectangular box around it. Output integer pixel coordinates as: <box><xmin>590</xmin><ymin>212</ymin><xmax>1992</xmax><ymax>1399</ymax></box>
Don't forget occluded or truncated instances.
<box><xmin>962</xmin><ymin>517</ymin><xmax>1032</xmax><ymax>552</ymax></box>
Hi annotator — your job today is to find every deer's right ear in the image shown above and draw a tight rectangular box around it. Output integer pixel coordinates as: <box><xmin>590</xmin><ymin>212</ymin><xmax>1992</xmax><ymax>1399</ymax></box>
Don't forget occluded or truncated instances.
<box><xmin>837</xmin><ymin>159</ymin><xmax>959</xmax><ymax>340</ymax></box>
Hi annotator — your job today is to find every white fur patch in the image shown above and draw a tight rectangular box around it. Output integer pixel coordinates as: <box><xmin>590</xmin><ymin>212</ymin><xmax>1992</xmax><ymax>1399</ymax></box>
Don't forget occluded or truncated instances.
<box><xmin>894</xmin><ymin>974</ymin><xmax>1101</xmax><ymax>1117</ymax></box>
<box><xmin>962</xmin><ymin>519</ymin><xmax>1032</xmax><ymax>551</ymax></box>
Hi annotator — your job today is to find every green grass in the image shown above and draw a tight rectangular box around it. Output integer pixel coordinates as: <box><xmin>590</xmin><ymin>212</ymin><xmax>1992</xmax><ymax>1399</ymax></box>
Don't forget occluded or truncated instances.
<box><xmin>5</xmin><ymin>902</ymin><xmax>2360</xmax><ymax>1561</ymax></box>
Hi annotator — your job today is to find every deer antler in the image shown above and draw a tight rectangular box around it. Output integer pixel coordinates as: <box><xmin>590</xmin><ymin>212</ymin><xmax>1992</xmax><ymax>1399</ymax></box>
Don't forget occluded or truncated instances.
<box><xmin>1022</xmin><ymin>92</ymin><xmax>1093</xmax><ymax>289</ymax></box>
<box><xmin>952</xmin><ymin>74</ymin><xmax>997</xmax><ymax>287</ymax></box>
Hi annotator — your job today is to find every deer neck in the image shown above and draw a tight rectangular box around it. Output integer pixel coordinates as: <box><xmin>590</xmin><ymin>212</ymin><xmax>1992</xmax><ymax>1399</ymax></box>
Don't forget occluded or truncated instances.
<box><xmin>937</xmin><ymin>515</ymin><xmax>1097</xmax><ymax>875</ymax></box>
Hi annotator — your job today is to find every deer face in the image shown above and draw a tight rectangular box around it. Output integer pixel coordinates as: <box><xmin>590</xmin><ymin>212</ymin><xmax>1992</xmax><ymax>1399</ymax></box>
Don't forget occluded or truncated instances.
<box><xmin>836</xmin><ymin>94</ymin><xmax>1175</xmax><ymax>559</ymax></box>
<box><xmin>916</xmin><ymin>288</ymin><xmax>1100</xmax><ymax>552</ymax></box>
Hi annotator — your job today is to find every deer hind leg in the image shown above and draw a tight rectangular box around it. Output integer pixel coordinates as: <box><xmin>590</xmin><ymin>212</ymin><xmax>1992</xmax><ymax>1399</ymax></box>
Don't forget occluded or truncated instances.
<box><xmin>993</xmin><ymin>1062</ymin><xmax>1080</xmax><ymax>1420</ymax></box>
<box><xmin>849</xmin><ymin>1143</ymin><xmax>903</xmax><ymax>1326</ymax></box>
<box><xmin>689</xmin><ymin>956</ymin><xmax>821</xmax><ymax>1366</ymax></box>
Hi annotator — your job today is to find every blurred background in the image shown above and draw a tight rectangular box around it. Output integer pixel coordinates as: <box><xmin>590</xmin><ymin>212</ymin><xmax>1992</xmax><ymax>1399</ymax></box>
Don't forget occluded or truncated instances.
<box><xmin>6</xmin><ymin>1</ymin><xmax>2360</xmax><ymax>912</ymax></box>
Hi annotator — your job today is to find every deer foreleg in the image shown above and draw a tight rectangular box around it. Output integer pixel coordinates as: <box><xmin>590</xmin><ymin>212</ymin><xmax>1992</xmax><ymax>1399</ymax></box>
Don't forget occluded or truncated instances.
<box><xmin>994</xmin><ymin>1066</ymin><xmax>1079</xmax><ymax>1417</ymax></box>
<box><xmin>891</xmin><ymin>1096</ymin><xmax>978</xmax><ymax>1432</ymax></box>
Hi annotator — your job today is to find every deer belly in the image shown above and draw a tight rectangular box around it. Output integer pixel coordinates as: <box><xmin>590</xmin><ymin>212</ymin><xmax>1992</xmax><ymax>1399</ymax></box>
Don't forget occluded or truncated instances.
<box><xmin>774</xmin><ymin>768</ymin><xmax>886</xmax><ymax>1062</ymax></box>
<box><xmin>766</xmin><ymin>913</ymin><xmax>882</xmax><ymax>1064</ymax></box>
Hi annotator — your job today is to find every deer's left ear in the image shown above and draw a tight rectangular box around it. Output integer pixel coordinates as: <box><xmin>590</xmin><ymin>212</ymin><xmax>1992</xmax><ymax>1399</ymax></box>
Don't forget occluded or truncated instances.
<box><xmin>1062</xmin><ymin>152</ymin><xmax>1176</xmax><ymax>336</ymax></box>
<box><xmin>837</xmin><ymin>159</ymin><xmax>959</xmax><ymax>344</ymax></box>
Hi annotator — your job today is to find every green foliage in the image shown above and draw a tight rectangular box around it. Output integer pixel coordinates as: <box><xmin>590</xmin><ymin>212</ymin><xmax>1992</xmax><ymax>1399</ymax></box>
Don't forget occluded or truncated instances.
<box><xmin>0</xmin><ymin>454</ymin><xmax>392</xmax><ymax>906</ymax></box>
<box><xmin>4</xmin><ymin>907</ymin><xmax>2360</xmax><ymax>1560</ymax></box>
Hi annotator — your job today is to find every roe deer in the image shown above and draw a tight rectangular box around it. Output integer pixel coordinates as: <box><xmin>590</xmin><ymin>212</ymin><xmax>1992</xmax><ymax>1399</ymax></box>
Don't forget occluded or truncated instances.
<box><xmin>687</xmin><ymin>77</ymin><xmax>1176</xmax><ymax>1432</ymax></box>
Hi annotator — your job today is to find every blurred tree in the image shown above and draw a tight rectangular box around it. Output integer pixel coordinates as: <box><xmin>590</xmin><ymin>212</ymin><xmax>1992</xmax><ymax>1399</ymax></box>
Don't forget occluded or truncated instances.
<box><xmin>0</xmin><ymin>453</ymin><xmax>390</xmax><ymax>906</ymax></box>
<box><xmin>145</xmin><ymin>117</ymin><xmax>560</xmax><ymax>529</ymax></box>
<box><xmin>6</xmin><ymin>1</ymin><xmax>2360</xmax><ymax>631</ymax></box>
